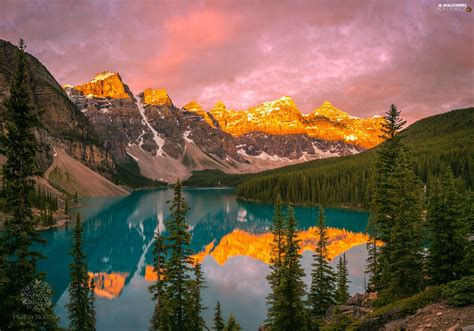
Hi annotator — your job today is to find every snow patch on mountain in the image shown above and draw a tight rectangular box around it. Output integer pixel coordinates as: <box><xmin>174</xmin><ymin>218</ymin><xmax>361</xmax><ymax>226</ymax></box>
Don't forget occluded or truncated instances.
<box><xmin>312</xmin><ymin>142</ymin><xmax>342</xmax><ymax>158</ymax></box>
<box><xmin>91</xmin><ymin>71</ymin><xmax>115</xmax><ymax>82</ymax></box>
<box><xmin>137</xmin><ymin>130</ymin><xmax>147</xmax><ymax>147</ymax></box>
<box><xmin>183</xmin><ymin>130</ymin><xmax>193</xmax><ymax>143</ymax></box>
<box><xmin>135</xmin><ymin>95</ymin><xmax>165</xmax><ymax>156</ymax></box>
<box><xmin>255</xmin><ymin>151</ymin><xmax>291</xmax><ymax>162</ymax></box>
<box><xmin>237</xmin><ymin>148</ymin><xmax>249</xmax><ymax>156</ymax></box>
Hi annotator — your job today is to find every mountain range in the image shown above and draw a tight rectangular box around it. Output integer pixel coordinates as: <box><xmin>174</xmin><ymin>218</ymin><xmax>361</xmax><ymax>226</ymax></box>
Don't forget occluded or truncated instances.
<box><xmin>0</xmin><ymin>39</ymin><xmax>384</xmax><ymax>195</ymax></box>
<box><xmin>229</xmin><ymin>107</ymin><xmax>474</xmax><ymax>207</ymax></box>
<box><xmin>63</xmin><ymin>70</ymin><xmax>384</xmax><ymax>183</ymax></box>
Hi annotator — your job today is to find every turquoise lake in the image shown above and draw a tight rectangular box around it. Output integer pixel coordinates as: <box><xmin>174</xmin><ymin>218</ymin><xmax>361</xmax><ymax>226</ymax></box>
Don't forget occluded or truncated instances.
<box><xmin>38</xmin><ymin>188</ymin><xmax>370</xmax><ymax>331</ymax></box>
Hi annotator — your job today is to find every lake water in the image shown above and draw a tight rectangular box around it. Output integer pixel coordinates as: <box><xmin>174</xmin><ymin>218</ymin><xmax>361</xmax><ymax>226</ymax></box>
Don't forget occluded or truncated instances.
<box><xmin>38</xmin><ymin>188</ymin><xmax>370</xmax><ymax>331</ymax></box>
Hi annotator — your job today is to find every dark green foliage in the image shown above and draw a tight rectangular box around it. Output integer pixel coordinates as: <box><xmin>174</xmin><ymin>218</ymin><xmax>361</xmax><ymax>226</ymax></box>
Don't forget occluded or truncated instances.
<box><xmin>353</xmin><ymin>277</ymin><xmax>471</xmax><ymax>330</ymax></box>
<box><xmin>309</xmin><ymin>207</ymin><xmax>336</xmax><ymax>319</ymax></box>
<box><xmin>67</xmin><ymin>213</ymin><xmax>95</xmax><ymax>331</ymax></box>
<box><xmin>150</xmin><ymin>181</ymin><xmax>206</xmax><ymax>331</ymax></box>
<box><xmin>336</xmin><ymin>254</ymin><xmax>350</xmax><ymax>305</ymax></box>
<box><xmin>371</xmin><ymin>105</ymin><xmax>405</xmax><ymax>244</ymax></box>
<box><xmin>28</xmin><ymin>186</ymin><xmax>58</xmax><ymax>226</ymax></box>
<box><xmin>365</xmin><ymin>233</ymin><xmax>380</xmax><ymax>292</ymax></box>
<box><xmin>234</xmin><ymin>107</ymin><xmax>474</xmax><ymax>206</ymax></box>
<box><xmin>164</xmin><ymin>180</ymin><xmax>194</xmax><ymax>330</ymax></box>
<box><xmin>321</xmin><ymin>306</ymin><xmax>354</xmax><ymax>331</ymax></box>
<box><xmin>213</xmin><ymin>301</ymin><xmax>225</xmax><ymax>331</ymax></box>
<box><xmin>442</xmin><ymin>276</ymin><xmax>474</xmax><ymax>306</ymax></box>
<box><xmin>356</xmin><ymin>286</ymin><xmax>444</xmax><ymax>330</ymax></box>
<box><xmin>0</xmin><ymin>39</ymin><xmax>57</xmax><ymax>330</ymax></box>
<box><xmin>355</xmin><ymin>106</ymin><xmax>424</xmax><ymax>303</ymax></box>
<box><xmin>1</xmin><ymin>184</ymin><xmax>59</xmax><ymax>226</ymax></box>
<box><xmin>223</xmin><ymin>314</ymin><xmax>241</xmax><ymax>331</ymax></box>
<box><xmin>29</xmin><ymin>186</ymin><xmax>59</xmax><ymax>212</ymax></box>
<box><xmin>272</xmin><ymin>206</ymin><xmax>308</xmax><ymax>331</ymax></box>
<box><xmin>378</xmin><ymin>148</ymin><xmax>424</xmax><ymax>303</ymax></box>
<box><xmin>39</xmin><ymin>206</ymin><xmax>54</xmax><ymax>227</ymax></box>
<box><xmin>427</xmin><ymin>168</ymin><xmax>468</xmax><ymax>284</ymax></box>
<box><xmin>88</xmin><ymin>278</ymin><xmax>96</xmax><ymax>328</ymax></box>
<box><xmin>463</xmin><ymin>191</ymin><xmax>474</xmax><ymax>276</ymax></box>
<box><xmin>64</xmin><ymin>196</ymin><xmax>70</xmax><ymax>215</ymax></box>
<box><xmin>265</xmin><ymin>195</ymin><xmax>286</xmax><ymax>326</ymax></box>
<box><xmin>149</xmin><ymin>229</ymin><xmax>168</xmax><ymax>330</ymax></box>
<box><xmin>183</xmin><ymin>169</ymin><xmax>244</xmax><ymax>187</ymax></box>
<box><xmin>114</xmin><ymin>154</ymin><xmax>166</xmax><ymax>188</ymax></box>
<box><xmin>188</xmin><ymin>263</ymin><xmax>206</xmax><ymax>331</ymax></box>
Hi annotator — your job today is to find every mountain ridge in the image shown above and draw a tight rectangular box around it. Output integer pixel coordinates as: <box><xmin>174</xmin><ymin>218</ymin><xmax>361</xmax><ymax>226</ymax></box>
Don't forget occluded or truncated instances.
<box><xmin>0</xmin><ymin>40</ymin><xmax>127</xmax><ymax>196</ymax></box>
<box><xmin>184</xmin><ymin>107</ymin><xmax>474</xmax><ymax>207</ymax></box>
<box><xmin>64</xmin><ymin>71</ymin><xmax>384</xmax><ymax>149</ymax></box>
<box><xmin>62</xmin><ymin>70</ymin><xmax>381</xmax><ymax>182</ymax></box>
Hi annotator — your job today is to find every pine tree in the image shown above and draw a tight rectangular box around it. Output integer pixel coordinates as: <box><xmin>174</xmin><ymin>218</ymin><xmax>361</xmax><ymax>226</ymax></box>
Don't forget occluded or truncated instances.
<box><xmin>427</xmin><ymin>168</ymin><xmax>467</xmax><ymax>284</ymax></box>
<box><xmin>366</xmin><ymin>104</ymin><xmax>424</xmax><ymax>301</ymax></box>
<box><xmin>224</xmin><ymin>314</ymin><xmax>241</xmax><ymax>331</ymax></box>
<box><xmin>187</xmin><ymin>263</ymin><xmax>206</xmax><ymax>331</ymax></box>
<box><xmin>309</xmin><ymin>207</ymin><xmax>336</xmax><ymax>319</ymax></box>
<box><xmin>365</xmin><ymin>233</ymin><xmax>380</xmax><ymax>292</ymax></box>
<box><xmin>150</xmin><ymin>180</ymin><xmax>202</xmax><ymax>331</ymax></box>
<box><xmin>88</xmin><ymin>278</ymin><xmax>96</xmax><ymax>328</ymax></box>
<box><xmin>149</xmin><ymin>228</ymin><xmax>169</xmax><ymax>330</ymax></box>
<box><xmin>266</xmin><ymin>195</ymin><xmax>286</xmax><ymax>326</ymax></box>
<box><xmin>213</xmin><ymin>301</ymin><xmax>225</xmax><ymax>331</ymax></box>
<box><xmin>380</xmin><ymin>148</ymin><xmax>424</xmax><ymax>301</ymax></box>
<box><xmin>67</xmin><ymin>213</ymin><xmax>95</xmax><ymax>330</ymax></box>
<box><xmin>367</xmin><ymin>104</ymin><xmax>406</xmax><ymax>292</ymax></box>
<box><xmin>335</xmin><ymin>254</ymin><xmax>350</xmax><ymax>305</ymax></box>
<box><xmin>272</xmin><ymin>206</ymin><xmax>307</xmax><ymax>331</ymax></box>
<box><xmin>463</xmin><ymin>191</ymin><xmax>474</xmax><ymax>276</ymax></box>
<box><xmin>0</xmin><ymin>39</ymin><xmax>57</xmax><ymax>329</ymax></box>
<box><xmin>150</xmin><ymin>181</ymin><xmax>207</xmax><ymax>330</ymax></box>
<box><xmin>65</xmin><ymin>196</ymin><xmax>70</xmax><ymax>215</ymax></box>
<box><xmin>165</xmin><ymin>180</ymin><xmax>194</xmax><ymax>330</ymax></box>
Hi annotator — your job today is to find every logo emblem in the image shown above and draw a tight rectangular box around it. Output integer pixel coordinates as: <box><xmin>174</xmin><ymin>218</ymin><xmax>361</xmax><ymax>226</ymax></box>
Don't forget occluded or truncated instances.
<box><xmin>20</xmin><ymin>279</ymin><xmax>53</xmax><ymax>313</ymax></box>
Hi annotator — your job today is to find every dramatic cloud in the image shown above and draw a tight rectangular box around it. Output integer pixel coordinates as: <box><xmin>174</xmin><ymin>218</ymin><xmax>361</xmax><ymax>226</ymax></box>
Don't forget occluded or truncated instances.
<box><xmin>1</xmin><ymin>0</ymin><xmax>472</xmax><ymax>122</ymax></box>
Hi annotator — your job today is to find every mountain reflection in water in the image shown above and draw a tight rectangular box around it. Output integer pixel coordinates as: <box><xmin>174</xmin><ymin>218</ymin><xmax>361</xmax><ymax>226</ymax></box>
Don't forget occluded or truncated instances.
<box><xmin>38</xmin><ymin>188</ymin><xmax>370</xmax><ymax>331</ymax></box>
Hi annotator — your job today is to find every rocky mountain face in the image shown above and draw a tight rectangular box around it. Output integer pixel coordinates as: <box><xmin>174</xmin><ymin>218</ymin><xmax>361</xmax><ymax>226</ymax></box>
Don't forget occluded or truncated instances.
<box><xmin>209</xmin><ymin>97</ymin><xmax>384</xmax><ymax>149</ymax></box>
<box><xmin>64</xmin><ymin>73</ymin><xmax>247</xmax><ymax>182</ymax></box>
<box><xmin>0</xmin><ymin>40</ymin><xmax>115</xmax><ymax>186</ymax></box>
<box><xmin>0</xmin><ymin>38</ymin><xmax>383</xmax><ymax>190</ymax></box>
<box><xmin>63</xmin><ymin>72</ymin><xmax>156</xmax><ymax>162</ymax></box>
<box><xmin>64</xmin><ymin>71</ymin><xmax>384</xmax><ymax>182</ymax></box>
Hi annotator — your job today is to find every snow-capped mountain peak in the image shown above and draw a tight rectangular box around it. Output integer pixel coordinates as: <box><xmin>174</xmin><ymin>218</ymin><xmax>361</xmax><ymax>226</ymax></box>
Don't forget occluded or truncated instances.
<box><xmin>63</xmin><ymin>71</ymin><xmax>385</xmax><ymax>183</ymax></box>
<box><xmin>91</xmin><ymin>70</ymin><xmax>116</xmax><ymax>82</ymax></box>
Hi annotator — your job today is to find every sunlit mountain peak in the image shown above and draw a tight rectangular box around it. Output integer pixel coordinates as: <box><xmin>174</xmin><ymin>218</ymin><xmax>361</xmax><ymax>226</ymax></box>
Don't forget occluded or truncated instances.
<box><xmin>69</xmin><ymin>71</ymin><xmax>130</xmax><ymax>99</ymax></box>
<box><xmin>183</xmin><ymin>100</ymin><xmax>215</xmax><ymax>127</ymax></box>
<box><xmin>91</xmin><ymin>70</ymin><xmax>116</xmax><ymax>82</ymax></box>
<box><xmin>142</xmin><ymin>88</ymin><xmax>172</xmax><ymax>106</ymax></box>
<box><xmin>183</xmin><ymin>100</ymin><xmax>204</xmax><ymax>112</ymax></box>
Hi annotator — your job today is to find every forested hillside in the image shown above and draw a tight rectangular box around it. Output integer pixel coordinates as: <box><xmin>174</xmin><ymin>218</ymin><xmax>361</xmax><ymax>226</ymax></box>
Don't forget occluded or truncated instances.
<box><xmin>232</xmin><ymin>107</ymin><xmax>473</xmax><ymax>208</ymax></box>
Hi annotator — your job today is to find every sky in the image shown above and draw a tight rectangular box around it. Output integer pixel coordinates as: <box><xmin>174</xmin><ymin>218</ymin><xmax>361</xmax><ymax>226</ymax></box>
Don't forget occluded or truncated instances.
<box><xmin>1</xmin><ymin>0</ymin><xmax>473</xmax><ymax>122</ymax></box>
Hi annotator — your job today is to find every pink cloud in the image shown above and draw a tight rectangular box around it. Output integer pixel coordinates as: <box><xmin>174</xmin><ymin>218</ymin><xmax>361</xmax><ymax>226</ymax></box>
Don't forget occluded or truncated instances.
<box><xmin>0</xmin><ymin>0</ymin><xmax>472</xmax><ymax>123</ymax></box>
<box><xmin>141</xmin><ymin>8</ymin><xmax>238</xmax><ymax>86</ymax></box>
